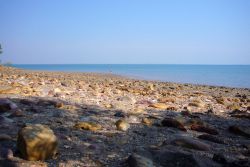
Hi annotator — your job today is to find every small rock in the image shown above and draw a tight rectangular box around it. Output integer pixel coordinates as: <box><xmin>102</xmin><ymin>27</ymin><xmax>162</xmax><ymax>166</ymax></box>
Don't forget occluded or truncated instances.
<box><xmin>17</xmin><ymin>124</ymin><xmax>58</xmax><ymax>161</ymax></box>
<box><xmin>133</xmin><ymin>108</ymin><xmax>145</xmax><ymax>115</ymax></box>
<box><xmin>0</xmin><ymin>116</ymin><xmax>14</xmax><ymax>124</ymax></box>
<box><xmin>198</xmin><ymin>134</ymin><xmax>224</xmax><ymax>144</ymax></box>
<box><xmin>153</xmin><ymin>150</ymin><xmax>208</xmax><ymax>167</ymax></box>
<box><xmin>127</xmin><ymin>153</ymin><xmax>154</xmax><ymax>167</ymax></box>
<box><xmin>115</xmin><ymin>119</ymin><xmax>130</xmax><ymax>131</ymax></box>
<box><xmin>188</xmin><ymin>100</ymin><xmax>205</xmax><ymax>108</ymax></box>
<box><xmin>212</xmin><ymin>153</ymin><xmax>227</xmax><ymax>164</ymax></box>
<box><xmin>230</xmin><ymin>110</ymin><xmax>250</xmax><ymax>119</ymax></box>
<box><xmin>20</xmin><ymin>99</ymin><xmax>34</xmax><ymax>105</ymax></box>
<box><xmin>0</xmin><ymin>99</ymin><xmax>18</xmax><ymax>112</ymax></box>
<box><xmin>117</xmin><ymin>96</ymin><xmax>135</xmax><ymax>103</ymax></box>
<box><xmin>229</xmin><ymin>125</ymin><xmax>250</xmax><ymax>138</ymax></box>
<box><xmin>171</xmin><ymin>137</ymin><xmax>210</xmax><ymax>151</ymax></box>
<box><xmin>54</xmin><ymin>88</ymin><xmax>61</xmax><ymax>93</ymax></box>
<box><xmin>149</xmin><ymin>103</ymin><xmax>169</xmax><ymax>110</ymax></box>
<box><xmin>126</xmin><ymin>115</ymin><xmax>140</xmax><ymax>124</ymax></box>
<box><xmin>74</xmin><ymin>122</ymin><xmax>102</xmax><ymax>131</ymax></box>
<box><xmin>161</xmin><ymin>118</ymin><xmax>187</xmax><ymax>131</ymax></box>
<box><xmin>181</xmin><ymin>110</ymin><xmax>192</xmax><ymax>117</ymax></box>
<box><xmin>142</xmin><ymin>118</ymin><xmax>153</xmax><ymax>126</ymax></box>
<box><xmin>114</xmin><ymin>111</ymin><xmax>126</xmax><ymax>117</ymax></box>
<box><xmin>158</xmin><ymin>97</ymin><xmax>175</xmax><ymax>103</ymax></box>
<box><xmin>226</xmin><ymin>159</ymin><xmax>250</xmax><ymax>167</ymax></box>
<box><xmin>9</xmin><ymin>109</ymin><xmax>25</xmax><ymax>117</ymax></box>
<box><xmin>0</xmin><ymin>134</ymin><xmax>12</xmax><ymax>141</ymax></box>
<box><xmin>190</xmin><ymin>124</ymin><xmax>218</xmax><ymax>135</ymax></box>
<box><xmin>0</xmin><ymin>146</ymin><xmax>14</xmax><ymax>159</ymax></box>
<box><xmin>54</xmin><ymin>102</ymin><xmax>64</xmax><ymax>108</ymax></box>
<box><xmin>105</xmin><ymin>104</ymin><xmax>113</xmax><ymax>109</ymax></box>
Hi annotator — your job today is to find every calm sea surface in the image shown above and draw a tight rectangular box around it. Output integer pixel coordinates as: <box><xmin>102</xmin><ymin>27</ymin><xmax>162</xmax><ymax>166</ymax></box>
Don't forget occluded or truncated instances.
<box><xmin>12</xmin><ymin>64</ymin><xmax>250</xmax><ymax>88</ymax></box>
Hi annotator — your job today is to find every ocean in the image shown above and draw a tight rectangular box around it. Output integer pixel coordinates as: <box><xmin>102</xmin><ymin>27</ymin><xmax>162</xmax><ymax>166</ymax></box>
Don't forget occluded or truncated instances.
<box><xmin>12</xmin><ymin>64</ymin><xmax>250</xmax><ymax>88</ymax></box>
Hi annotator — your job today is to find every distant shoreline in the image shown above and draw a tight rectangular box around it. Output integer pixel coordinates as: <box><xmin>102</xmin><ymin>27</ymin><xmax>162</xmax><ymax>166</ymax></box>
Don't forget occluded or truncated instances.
<box><xmin>2</xmin><ymin>65</ymin><xmax>249</xmax><ymax>90</ymax></box>
<box><xmin>8</xmin><ymin>64</ymin><xmax>250</xmax><ymax>89</ymax></box>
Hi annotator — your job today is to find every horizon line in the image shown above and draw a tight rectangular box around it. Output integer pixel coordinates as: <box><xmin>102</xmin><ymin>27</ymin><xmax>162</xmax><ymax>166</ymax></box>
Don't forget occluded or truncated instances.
<box><xmin>11</xmin><ymin>63</ymin><xmax>250</xmax><ymax>66</ymax></box>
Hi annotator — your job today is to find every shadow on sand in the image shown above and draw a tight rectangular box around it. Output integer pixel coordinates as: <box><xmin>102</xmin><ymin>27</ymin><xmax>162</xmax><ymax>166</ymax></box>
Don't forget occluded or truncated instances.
<box><xmin>0</xmin><ymin>96</ymin><xmax>249</xmax><ymax>167</ymax></box>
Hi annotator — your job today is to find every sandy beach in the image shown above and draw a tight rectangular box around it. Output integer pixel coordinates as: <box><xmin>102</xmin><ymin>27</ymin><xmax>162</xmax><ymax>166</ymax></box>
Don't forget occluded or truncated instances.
<box><xmin>0</xmin><ymin>66</ymin><xmax>250</xmax><ymax>167</ymax></box>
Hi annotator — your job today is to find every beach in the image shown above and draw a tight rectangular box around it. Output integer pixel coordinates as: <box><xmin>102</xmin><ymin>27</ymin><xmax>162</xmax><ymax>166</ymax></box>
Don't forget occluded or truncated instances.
<box><xmin>0</xmin><ymin>66</ymin><xmax>250</xmax><ymax>166</ymax></box>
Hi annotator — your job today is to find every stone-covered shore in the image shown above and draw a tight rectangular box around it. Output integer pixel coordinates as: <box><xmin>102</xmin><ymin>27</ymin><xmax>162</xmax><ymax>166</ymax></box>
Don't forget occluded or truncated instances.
<box><xmin>0</xmin><ymin>66</ymin><xmax>249</xmax><ymax>167</ymax></box>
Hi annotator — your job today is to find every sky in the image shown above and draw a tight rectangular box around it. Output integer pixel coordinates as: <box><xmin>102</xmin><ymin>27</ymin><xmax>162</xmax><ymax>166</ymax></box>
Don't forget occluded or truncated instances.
<box><xmin>0</xmin><ymin>0</ymin><xmax>250</xmax><ymax>64</ymax></box>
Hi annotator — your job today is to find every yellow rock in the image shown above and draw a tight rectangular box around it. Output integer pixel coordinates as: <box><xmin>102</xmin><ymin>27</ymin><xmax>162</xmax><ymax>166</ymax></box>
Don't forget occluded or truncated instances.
<box><xmin>17</xmin><ymin>124</ymin><xmax>58</xmax><ymax>161</ymax></box>
<box><xmin>149</xmin><ymin>103</ymin><xmax>169</xmax><ymax>110</ymax></box>
<box><xmin>149</xmin><ymin>83</ymin><xmax>154</xmax><ymax>91</ymax></box>
<box><xmin>133</xmin><ymin>108</ymin><xmax>145</xmax><ymax>114</ymax></box>
<box><xmin>54</xmin><ymin>102</ymin><xmax>64</xmax><ymax>108</ymax></box>
<box><xmin>142</xmin><ymin>118</ymin><xmax>152</xmax><ymax>126</ymax></box>
<box><xmin>54</xmin><ymin>88</ymin><xmax>61</xmax><ymax>93</ymax></box>
<box><xmin>158</xmin><ymin>97</ymin><xmax>175</xmax><ymax>103</ymax></box>
<box><xmin>105</xmin><ymin>104</ymin><xmax>113</xmax><ymax>109</ymax></box>
<box><xmin>115</xmin><ymin>119</ymin><xmax>130</xmax><ymax>131</ymax></box>
<box><xmin>0</xmin><ymin>87</ymin><xmax>20</xmax><ymax>94</ymax></box>
<box><xmin>74</xmin><ymin>122</ymin><xmax>102</xmax><ymax>131</ymax></box>
<box><xmin>188</xmin><ymin>99</ymin><xmax>205</xmax><ymax>108</ymax></box>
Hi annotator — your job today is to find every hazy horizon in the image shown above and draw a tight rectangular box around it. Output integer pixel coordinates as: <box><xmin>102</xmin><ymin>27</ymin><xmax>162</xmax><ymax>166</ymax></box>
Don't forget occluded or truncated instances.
<box><xmin>1</xmin><ymin>0</ymin><xmax>250</xmax><ymax>64</ymax></box>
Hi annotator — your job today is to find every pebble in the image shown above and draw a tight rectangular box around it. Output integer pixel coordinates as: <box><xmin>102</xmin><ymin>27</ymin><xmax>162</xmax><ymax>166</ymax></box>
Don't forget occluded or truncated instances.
<box><xmin>0</xmin><ymin>99</ymin><xmax>18</xmax><ymax>112</ymax></box>
<box><xmin>197</xmin><ymin>134</ymin><xmax>224</xmax><ymax>144</ymax></box>
<box><xmin>212</xmin><ymin>153</ymin><xmax>227</xmax><ymax>164</ymax></box>
<box><xmin>74</xmin><ymin>122</ymin><xmax>102</xmax><ymax>131</ymax></box>
<box><xmin>161</xmin><ymin>117</ymin><xmax>187</xmax><ymax>131</ymax></box>
<box><xmin>142</xmin><ymin>118</ymin><xmax>153</xmax><ymax>126</ymax></box>
<box><xmin>149</xmin><ymin>103</ymin><xmax>169</xmax><ymax>110</ymax></box>
<box><xmin>115</xmin><ymin>119</ymin><xmax>130</xmax><ymax>131</ymax></box>
<box><xmin>229</xmin><ymin>125</ymin><xmax>250</xmax><ymax>138</ymax></box>
<box><xmin>190</xmin><ymin>124</ymin><xmax>219</xmax><ymax>135</ymax></box>
<box><xmin>0</xmin><ymin>134</ymin><xmax>12</xmax><ymax>141</ymax></box>
<box><xmin>114</xmin><ymin>111</ymin><xmax>126</xmax><ymax>117</ymax></box>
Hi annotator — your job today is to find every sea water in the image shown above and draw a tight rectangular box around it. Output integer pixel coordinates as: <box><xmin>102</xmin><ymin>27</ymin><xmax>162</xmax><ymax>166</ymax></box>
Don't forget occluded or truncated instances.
<box><xmin>12</xmin><ymin>64</ymin><xmax>250</xmax><ymax>88</ymax></box>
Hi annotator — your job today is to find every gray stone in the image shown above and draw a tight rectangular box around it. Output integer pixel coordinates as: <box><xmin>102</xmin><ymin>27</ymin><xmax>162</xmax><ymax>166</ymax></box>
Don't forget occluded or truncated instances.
<box><xmin>127</xmin><ymin>153</ymin><xmax>154</xmax><ymax>167</ymax></box>
<box><xmin>0</xmin><ymin>99</ymin><xmax>18</xmax><ymax>112</ymax></box>
<box><xmin>171</xmin><ymin>137</ymin><xmax>210</xmax><ymax>151</ymax></box>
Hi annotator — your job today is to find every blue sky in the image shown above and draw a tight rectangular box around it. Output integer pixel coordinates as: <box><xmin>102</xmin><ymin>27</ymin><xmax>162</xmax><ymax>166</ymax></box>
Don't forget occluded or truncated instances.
<box><xmin>0</xmin><ymin>0</ymin><xmax>250</xmax><ymax>64</ymax></box>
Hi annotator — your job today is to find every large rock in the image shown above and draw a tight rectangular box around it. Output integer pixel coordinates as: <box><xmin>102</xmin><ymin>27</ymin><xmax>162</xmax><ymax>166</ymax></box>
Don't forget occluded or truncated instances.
<box><xmin>17</xmin><ymin>124</ymin><xmax>58</xmax><ymax>161</ymax></box>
